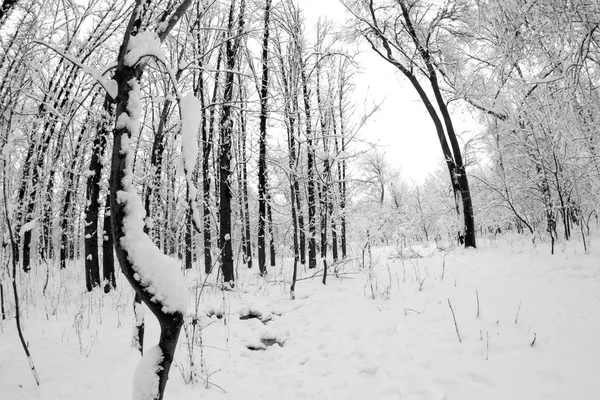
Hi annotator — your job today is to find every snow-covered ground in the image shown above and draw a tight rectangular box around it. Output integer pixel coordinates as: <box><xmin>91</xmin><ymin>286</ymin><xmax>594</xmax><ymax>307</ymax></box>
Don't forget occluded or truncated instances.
<box><xmin>1</xmin><ymin>235</ymin><xmax>599</xmax><ymax>399</ymax></box>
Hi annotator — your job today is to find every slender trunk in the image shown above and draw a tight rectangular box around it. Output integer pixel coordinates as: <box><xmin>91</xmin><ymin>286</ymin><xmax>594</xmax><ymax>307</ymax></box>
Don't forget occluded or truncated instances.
<box><xmin>257</xmin><ymin>0</ymin><xmax>271</xmax><ymax>276</ymax></box>
<box><xmin>219</xmin><ymin>0</ymin><xmax>245</xmax><ymax>285</ymax></box>
<box><xmin>240</xmin><ymin>86</ymin><xmax>252</xmax><ymax>268</ymax></box>
<box><xmin>84</xmin><ymin>98</ymin><xmax>112</xmax><ymax>288</ymax></box>
<box><xmin>267</xmin><ymin>198</ymin><xmax>275</xmax><ymax>267</ymax></box>
<box><xmin>331</xmin><ymin>113</ymin><xmax>339</xmax><ymax>261</ymax></box>
<box><xmin>102</xmin><ymin>196</ymin><xmax>116</xmax><ymax>292</ymax></box>
<box><xmin>316</xmin><ymin>66</ymin><xmax>328</xmax><ymax>264</ymax></box>
<box><xmin>61</xmin><ymin>123</ymin><xmax>86</xmax><ymax>273</ymax></box>
<box><xmin>202</xmin><ymin>42</ymin><xmax>224</xmax><ymax>275</ymax></box>
<box><xmin>300</xmin><ymin>66</ymin><xmax>317</xmax><ymax>269</ymax></box>
<box><xmin>235</xmin><ymin>124</ymin><xmax>248</xmax><ymax>266</ymax></box>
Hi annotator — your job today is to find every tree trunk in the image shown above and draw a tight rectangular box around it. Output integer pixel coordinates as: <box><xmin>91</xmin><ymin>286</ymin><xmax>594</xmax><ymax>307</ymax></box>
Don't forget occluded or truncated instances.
<box><xmin>202</xmin><ymin>39</ymin><xmax>224</xmax><ymax>275</ymax></box>
<box><xmin>84</xmin><ymin>98</ymin><xmax>112</xmax><ymax>288</ymax></box>
<box><xmin>300</xmin><ymin>64</ymin><xmax>317</xmax><ymax>269</ymax></box>
<box><xmin>267</xmin><ymin>198</ymin><xmax>276</xmax><ymax>267</ymax></box>
<box><xmin>239</xmin><ymin>83</ymin><xmax>252</xmax><ymax>268</ymax></box>
<box><xmin>257</xmin><ymin>0</ymin><xmax>271</xmax><ymax>276</ymax></box>
<box><xmin>219</xmin><ymin>0</ymin><xmax>245</xmax><ymax>285</ymax></box>
<box><xmin>109</xmin><ymin>2</ymin><xmax>193</xmax><ymax>398</ymax></box>
<box><xmin>102</xmin><ymin>196</ymin><xmax>116</xmax><ymax>292</ymax></box>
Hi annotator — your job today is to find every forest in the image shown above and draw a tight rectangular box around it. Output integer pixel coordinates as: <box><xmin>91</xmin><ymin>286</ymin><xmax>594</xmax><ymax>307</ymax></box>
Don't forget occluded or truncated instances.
<box><xmin>1</xmin><ymin>0</ymin><xmax>599</xmax><ymax>399</ymax></box>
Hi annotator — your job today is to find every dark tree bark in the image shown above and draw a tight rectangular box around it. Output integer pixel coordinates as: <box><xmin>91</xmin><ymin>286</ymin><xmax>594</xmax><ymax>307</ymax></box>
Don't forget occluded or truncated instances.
<box><xmin>184</xmin><ymin>206</ymin><xmax>193</xmax><ymax>270</ymax></box>
<box><xmin>257</xmin><ymin>0</ymin><xmax>271</xmax><ymax>276</ymax></box>
<box><xmin>102</xmin><ymin>196</ymin><xmax>116</xmax><ymax>292</ymax></box>
<box><xmin>84</xmin><ymin>97</ymin><xmax>112</xmax><ymax>290</ymax></box>
<box><xmin>299</xmin><ymin>56</ymin><xmax>317</xmax><ymax>270</ymax></box>
<box><xmin>219</xmin><ymin>0</ymin><xmax>245</xmax><ymax>285</ymax></box>
<box><xmin>0</xmin><ymin>0</ymin><xmax>18</xmax><ymax>24</ymax></box>
<box><xmin>267</xmin><ymin>198</ymin><xmax>275</xmax><ymax>267</ymax></box>
<box><xmin>238</xmin><ymin>82</ymin><xmax>252</xmax><ymax>268</ymax></box>
<box><xmin>331</xmin><ymin>109</ymin><xmax>339</xmax><ymax>261</ymax></box>
<box><xmin>202</xmin><ymin>39</ymin><xmax>224</xmax><ymax>275</ymax></box>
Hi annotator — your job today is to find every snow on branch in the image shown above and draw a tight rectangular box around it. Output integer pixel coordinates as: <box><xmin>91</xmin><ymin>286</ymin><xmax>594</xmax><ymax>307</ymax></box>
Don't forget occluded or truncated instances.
<box><xmin>116</xmin><ymin>79</ymin><xmax>188</xmax><ymax>314</ymax></box>
<box><xmin>33</xmin><ymin>40</ymin><xmax>118</xmax><ymax>99</ymax></box>
<box><xmin>125</xmin><ymin>31</ymin><xmax>167</xmax><ymax>67</ymax></box>
<box><xmin>179</xmin><ymin>92</ymin><xmax>203</xmax><ymax>229</ymax></box>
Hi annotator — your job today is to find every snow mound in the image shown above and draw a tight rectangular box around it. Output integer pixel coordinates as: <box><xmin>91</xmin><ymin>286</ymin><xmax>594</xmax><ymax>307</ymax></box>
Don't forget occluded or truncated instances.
<box><xmin>238</xmin><ymin>304</ymin><xmax>273</xmax><ymax>323</ymax></box>
<box><xmin>133</xmin><ymin>346</ymin><xmax>163</xmax><ymax>400</ymax></box>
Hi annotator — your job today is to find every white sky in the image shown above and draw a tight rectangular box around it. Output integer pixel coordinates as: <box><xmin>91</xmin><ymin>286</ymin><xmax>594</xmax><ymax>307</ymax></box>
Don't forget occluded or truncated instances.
<box><xmin>301</xmin><ymin>0</ymin><xmax>483</xmax><ymax>183</ymax></box>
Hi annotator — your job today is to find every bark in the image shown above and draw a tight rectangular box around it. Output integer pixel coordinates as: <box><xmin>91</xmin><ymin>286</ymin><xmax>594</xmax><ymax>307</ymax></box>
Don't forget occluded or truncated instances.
<box><xmin>267</xmin><ymin>198</ymin><xmax>275</xmax><ymax>267</ymax></box>
<box><xmin>239</xmin><ymin>84</ymin><xmax>252</xmax><ymax>268</ymax></box>
<box><xmin>102</xmin><ymin>196</ymin><xmax>116</xmax><ymax>292</ymax></box>
<box><xmin>0</xmin><ymin>0</ymin><xmax>18</xmax><ymax>25</ymax></box>
<box><xmin>202</xmin><ymin>40</ymin><xmax>224</xmax><ymax>275</ymax></box>
<box><xmin>331</xmin><ymin>111</ymin><xmax>339</xmax><ymax>261</ymax></box>
<box><xmin>84</xmin><ymin>98</ymin><xmax>112</xmax><ymax>290</ymax></box>
<box><xmin>219</xmin><ymin>0</ymin><xmax>245</xmax><ymax>285</ymax></box>
<box><xmin>257</xmin><ymin>0</ymin><xmax>271</xmax><ymax>276</ymax></box>
<box><xmin>300</xmin><ymin>62</ymin><xmax>317</xmax><ymax>270</ymax></box>
<box><xmin>184</xmin><ymin>206</ymin><xmax>193</xmax><ymax>270</ymax></box>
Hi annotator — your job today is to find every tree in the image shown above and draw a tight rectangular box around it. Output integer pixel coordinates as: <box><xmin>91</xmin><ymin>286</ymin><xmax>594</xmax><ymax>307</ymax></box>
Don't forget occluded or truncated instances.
<box><xmin>108</xmin><ymin>1</ymin><xmax>194</xmax><ymax>398</ymax></box>
<box><xmin>257</xmin><ymin>0</ymin><xmax>272</xmax><ymax>276</ymax></box>
<box><xmin>219</xmin><ymin>0</ymin><xmax>246</xmax><ymax>286</ymax></box>
<box><xmin>344</xmin><ymin>0</ymin><xmax>477</xmax><ymax>247</ymax></box>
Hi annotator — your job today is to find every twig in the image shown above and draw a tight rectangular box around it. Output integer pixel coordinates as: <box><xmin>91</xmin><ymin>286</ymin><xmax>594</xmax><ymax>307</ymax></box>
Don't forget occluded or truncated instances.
<box><xmin>404</xmin><ymin>308</ymin><xmax>421</xmax><ymax>315</ymax></box>
<box><xmin>514</xmin><ymin>299</ymin><xmax>522</xmax><ymax>324</ymax></box>
<box><xmin>447</xmin><ymin>299</ymin><xmax>461</xmax><ymax>343</ymax></box>
<box><xmin>530</xmin><ymin>333</ymin><xmax>536</xmax><ymax>347</ymax></box>
<box><xmin>476</xmin><ymin>289</ymin><xmax>480</xmax><ymax>318</ymax></box>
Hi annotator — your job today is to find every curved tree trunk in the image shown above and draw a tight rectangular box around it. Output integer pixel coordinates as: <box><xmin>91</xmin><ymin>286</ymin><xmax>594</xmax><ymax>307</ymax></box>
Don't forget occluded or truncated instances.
<box><xmin>109</xmin><ymin>2</ymin><xmax>193</xmax><ymax>398</ymax></box>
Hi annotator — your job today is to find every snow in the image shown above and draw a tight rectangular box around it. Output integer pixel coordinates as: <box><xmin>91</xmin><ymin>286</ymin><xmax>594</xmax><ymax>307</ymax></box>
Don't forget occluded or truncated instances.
<box><xmin>179</xmin><ymin>92</ymin><xmax>201</xmax><ymax>174</ymax></box>
<box><xmin>82</xmin><ymin>64</ymin><xmax>118</xmax><ymax>99</ymax></box>
<box><xmin>115</xmin><ymin>79</ymin><xmax>188</xmax><ymax>314</ymax></box>
<box><xmin>179</xmin><ymin>92</ymin><xmax>202</xmax><ymax>227</ymax></box>
<box><xmin>1</xmin><ymin>236</ymin><xmax>600</xmax><ymax>399</ymax></box>
<box><xmin>1</xmin><ymin>140</ymin><xmax>13</xmax><ymax>156</ymax></box>
<box><xmin>19</xmin><ymin>219</ymin><xmax>37</xmax><ymax>236</ymax></box>
<box><xmin>133</xmin><ymin>346</ymin><xmax>163</xmax><ymax>400</ymax></box>
<box><xmin>125</xmin><ymin>31</ymin><xmax>166</xmax><ymax>67</ymax></box>
<box><xmin>35</xmin><ymin>41</ymin><xmax>118</xmax><ymax>99</ymax></box>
